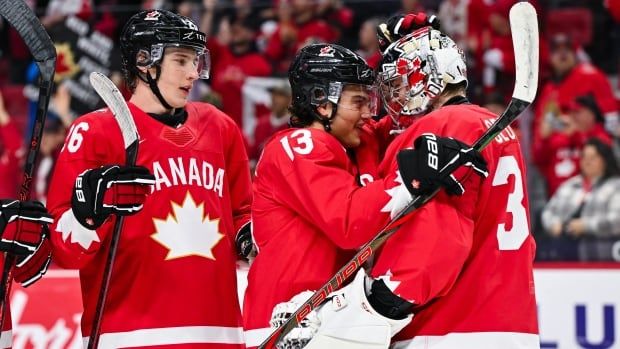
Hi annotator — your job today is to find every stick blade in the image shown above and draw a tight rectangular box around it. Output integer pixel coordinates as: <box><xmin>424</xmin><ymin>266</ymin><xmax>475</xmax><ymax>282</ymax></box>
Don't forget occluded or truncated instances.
<box><xmin>0</xmin><ymin>0</ymin><xmax>56</xmax><ymax>63</ymax></box>
<box><xmin>89</xmin><ymin>72</ymin><xmax>138</xmax><ymax>149</ymax></box>
<box><xmin>509</xmin><ymin>2</ymin><xmax>539</xmax><ymax>103</ymax></box>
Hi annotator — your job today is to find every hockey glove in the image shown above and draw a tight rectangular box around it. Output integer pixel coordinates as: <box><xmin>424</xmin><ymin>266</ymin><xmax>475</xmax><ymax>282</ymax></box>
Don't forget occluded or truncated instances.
<box><xmin>72</xmin><ymin>165</ymin><xmax>155</xmax><ymax>230</ymax></box>
<box><xmin>0</xmin><ymin>200</ymin><xmax>53</xmax><ymax>256</ymax></box>
<box><xmin>377</xmin><ymin>13</ymin><xmax>441</xmax><ymax>51</ymax></box>
<box><xmin>13</xmin><ymin>227</ymin><xmax>52</xmax><ymax>287</ymax></box>
<box><xmin>235</xmin><ymin>222</ymin><xmax>256</xmax><ymax>260</ymax></box>
<box><xmin>270</xmin><ymin>290</ymin><xmax>320</xmax><ymax>349</ymax></box>
<box><xmin>397</xmin><ymin>133</ymin><xmax>488</xmax><ymax>196</ymax></box>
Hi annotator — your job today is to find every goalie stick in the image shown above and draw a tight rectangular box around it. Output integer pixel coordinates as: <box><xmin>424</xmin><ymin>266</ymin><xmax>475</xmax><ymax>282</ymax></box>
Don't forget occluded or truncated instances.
<box><xmin>86</xmin><ymin>72</ymin><xmax>139</xmax><ymax>349</ymax></box>
<box><xmin>258</xmin><ymin>2</ymin><xmax>539</xmax><ymax>348</ymax></box>
<box><xmin>0</xmin><ymin>0</ymin><xmax>56</xmax><ymax>338</ymax></box>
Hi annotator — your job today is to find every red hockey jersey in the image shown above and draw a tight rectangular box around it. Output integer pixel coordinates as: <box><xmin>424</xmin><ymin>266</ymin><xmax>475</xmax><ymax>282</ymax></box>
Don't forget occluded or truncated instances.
<box><xmin>243</xmin><ymin>125</ymin><xmax>394</xmax><ymax>347</ymax></box>
<box><xmin>370</xmin><ymin>104</ymin><xmax>539</xmax><ymax>348</ymax></box>
<box><xmin>47</xmin><ymin>102</ymin><xmax>251</xmax><ymax>348</ymax></box>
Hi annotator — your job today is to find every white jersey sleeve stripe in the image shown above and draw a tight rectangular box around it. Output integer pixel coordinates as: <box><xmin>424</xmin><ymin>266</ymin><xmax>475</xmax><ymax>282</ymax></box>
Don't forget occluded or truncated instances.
<box><xmin>82</xmin><ymin>325</ymin><xmax>245</xmax><ymax>348</ymax></box>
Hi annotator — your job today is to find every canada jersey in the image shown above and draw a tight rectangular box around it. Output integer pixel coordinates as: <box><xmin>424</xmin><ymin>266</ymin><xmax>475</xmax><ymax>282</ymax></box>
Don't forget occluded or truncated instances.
<box><xmin>47</xmin><ymin>102</ymin><xmax>251</xmax><ymax>348</ymax></box>
<box><xmin>244</xmin><ymin>127</ymin><xmax>392</xmax><ymax>347</ymax></box>
<box><xmin>371</xmin><ymin>104</ymin><xmax>539</xmax><ymax>348</ymax></box>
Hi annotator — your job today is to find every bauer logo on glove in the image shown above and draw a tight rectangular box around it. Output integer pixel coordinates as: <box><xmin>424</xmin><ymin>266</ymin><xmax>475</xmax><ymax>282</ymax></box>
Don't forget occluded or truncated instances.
<box><xmin>397</xmin><ymin>133</ymin><xmax>489</xmax><ymax>196</ymax></box>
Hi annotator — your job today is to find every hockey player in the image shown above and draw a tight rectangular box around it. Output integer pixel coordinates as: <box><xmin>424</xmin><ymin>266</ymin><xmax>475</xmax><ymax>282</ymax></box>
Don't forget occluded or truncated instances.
<box><xmin>244</xmin><ymin>43</ymin><xmax>488</xmax><ymax>348</ymax></box>
<box><xmin>0</xmin><ymin>199</ymin><xmax>52</xmax><ymax>345</ymax></box>
<box><xmin>273</xmin><ymin>27</ymin><xmax>539</xmax><ymax>349</ymax></box>
<box><xmin>46</xmin><ymin>10</ymin><xmax>251</xmax><ymax>348</ymax></box>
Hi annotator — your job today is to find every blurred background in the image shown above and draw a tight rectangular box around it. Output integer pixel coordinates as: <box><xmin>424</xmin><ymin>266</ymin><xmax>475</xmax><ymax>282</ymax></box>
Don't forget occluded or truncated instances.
<box><xmin>1</xmin><ymin>0</ymin><xmax>620</xmax><ymax>348</ymax></box>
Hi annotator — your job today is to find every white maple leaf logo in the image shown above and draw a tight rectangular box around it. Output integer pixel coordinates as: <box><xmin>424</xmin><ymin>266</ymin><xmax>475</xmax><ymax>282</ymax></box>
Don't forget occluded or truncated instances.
<box><xmin>376</xmin><ymin>269</ymin><xmax>416</xmax><ymax>304</ymax></box>
<box><xmin>377</xmin><ymin>269</ymin><xmax>401</xmax><ymax>292</ymax></box>
<box><xmin>381</xmin><ymin>170</ymin><xmax>413</xmax><ymax>219</ymax></box>
<box><xmin>55</xmin><ymin>209</ymin><xmax>100</xmax><ymax>250</ymax></box>
<box><xmin>152</xmin><ymin>192</ymin><xmax>224</xmax><ymax>260</ymax></box>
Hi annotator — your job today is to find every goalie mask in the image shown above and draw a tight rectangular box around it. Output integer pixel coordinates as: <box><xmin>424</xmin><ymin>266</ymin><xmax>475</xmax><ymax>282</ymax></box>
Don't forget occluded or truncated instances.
<box><xmin>378</xmin><ymin>27</ymin><xmax>467</xmax><ymax>118</ymax></box>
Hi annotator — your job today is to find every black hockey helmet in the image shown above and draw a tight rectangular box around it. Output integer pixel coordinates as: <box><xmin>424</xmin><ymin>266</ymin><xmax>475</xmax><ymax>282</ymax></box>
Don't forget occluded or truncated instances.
<box><xmin>288</xmin><ymin>44</ymin><xmax>375</xmax><ymax>128</ymax></box>
<box><xmin>120</xmin><ymin>10</ymin><xmax>209</xmax><ymax>108</ymax></box>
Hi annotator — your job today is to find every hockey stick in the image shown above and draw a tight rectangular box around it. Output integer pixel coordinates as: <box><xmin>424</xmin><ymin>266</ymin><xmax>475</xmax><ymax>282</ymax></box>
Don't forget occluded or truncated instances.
<box><xmin>86</xmin><ymin>72</ymin><xmax>139</xmax><ymax>349</ymax></box>
<box><xmin>259</xmin><ymin>3</ymin><xmax>539</xmax><ymax>348</ymax></box>
<box><xmin>0</xmin><ymin>0</ymin><xmax>56</xmax><ymax>338</ymax></box>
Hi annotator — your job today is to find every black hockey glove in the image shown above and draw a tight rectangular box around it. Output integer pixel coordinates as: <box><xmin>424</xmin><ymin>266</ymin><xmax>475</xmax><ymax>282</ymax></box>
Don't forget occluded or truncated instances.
<box><xmin>72</xmin><ymin>165</ymin><xmax>155</xmax><ymax>230</ymax></box>
<box><xmin>0</xmin><ymin>199</ymin><xmax>52</xmax><ymax>256</ymax></box>
<box><xmin>397</xmin><ymin>134</ymin><xmax>488</xmax><ymax>196</ymax></box>
<box><xmin>235</xmin><ymin>222</ymin><xmax>256</xmax><ymax>260</ymax></box>
<box><xmin>377</xmin><ymin>13</ymin><xmax>441</xmax><ymax>51</ymax></box>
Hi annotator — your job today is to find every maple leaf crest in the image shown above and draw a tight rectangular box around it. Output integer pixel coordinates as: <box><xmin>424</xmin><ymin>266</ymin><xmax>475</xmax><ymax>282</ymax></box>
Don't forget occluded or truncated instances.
<box><xmin>380</xmin><ymin>170</ymin><xmax>413</xmax><ymax>219</ymax></box>
<box><xmin>152</xmin><ymin>192</ymin><xmax>224</xmax><ymax>260</ymax></box>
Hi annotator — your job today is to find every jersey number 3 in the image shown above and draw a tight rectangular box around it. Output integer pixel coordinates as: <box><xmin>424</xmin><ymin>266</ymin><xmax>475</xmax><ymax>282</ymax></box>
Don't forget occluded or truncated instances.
<box><xmin>492</xmin><ymin>155</ymin><xmax>529</xmax><ymax>250</ymax></box>
<box><xmin>280</xmin><ymin>129</ymin><xmax>314</xmax><ymax>160</ymax></box>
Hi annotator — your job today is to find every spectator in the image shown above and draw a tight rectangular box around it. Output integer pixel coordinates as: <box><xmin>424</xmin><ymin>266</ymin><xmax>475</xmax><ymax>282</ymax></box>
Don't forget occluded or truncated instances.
<box><xmin>533</xmin><ymin>94</ymin><xmax>612</xmax><ymax>196</ymax></box>
<box><xmin>482</xmin><ymin>90</ymin><xmax>507</xmax><ymax>116</ymax></box>
<box><xmin>210</xmin><ymin>17</ymin><xmax>272</xmax><ymax>127</ymax></box>
<box><xmin>33</xmin><ymin>118</ymin><xmax>66</xmax><ymax>205</ymax></box>
<box><xmin>437</xmin><ymin>0</ymin><xmax>468</xmax><ymax>49</ymax></box>
<box><xmin>264</xmin><ymin>0</ymin><xmax>338</xmax><ymax>74</ymax></box>
<box><xmin>400</xmin><ymin>0</ymin><xmax>426</xmax><ymax>14</ymax></box>
<box><xmin>0</xmin><ymin>90</ymin><xmax>23</xmax><ymax>198</ymax></box>
<box><xmin>533</xmin><ymin>33</ymin><xmax>619</xmax><ymax>142</ymax></box>
<box><xmin>541</xmin><ymin>137</ymin><xmax>620</xmax><ymax>260</ymax></box>
<box><xmin>316</xmin><ymin>0</ymin><xmax>355</xmax><ymax>47</ymax></box>
<box><xmin>42</xmin><ymin>0</ymin><xmax>93</xmax><ymax>28</ymax></box>
<box><xmin>481</xmin><ymin>0</ymin><xmax>540</xmax><ymax>95</ymax></box>
<box><xmin>249</xmin><ymin>80</ymin><xmax>291</xmax><ymax>164</ymax></box>
<box><xmin>356</xmin><ymin>17</ymin><xmax>382</xmax><ymax>69</ymax></box>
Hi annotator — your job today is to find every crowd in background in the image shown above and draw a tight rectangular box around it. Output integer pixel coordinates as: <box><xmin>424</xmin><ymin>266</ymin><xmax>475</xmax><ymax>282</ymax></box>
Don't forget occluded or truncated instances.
<box><xmin>1</xmin><ymin>0</ymin><xmax>620</xmax><ymax>262</ymax></box>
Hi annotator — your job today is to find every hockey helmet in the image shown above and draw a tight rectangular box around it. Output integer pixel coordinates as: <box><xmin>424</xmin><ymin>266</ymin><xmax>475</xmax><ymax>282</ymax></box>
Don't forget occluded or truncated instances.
<box><xmin>377</xmin><ymin>27</ymin><xmax>467</xmax><ymax>117</ymax></box>
<box><xmin>288</xmin><ymin>44</ymin><xmax>376</xmax><ymax>127</ymax></box>
<box><xmin>120</xmin><ymin>10</ymin><xmax>210</xmax><ymax>83</ymax></box>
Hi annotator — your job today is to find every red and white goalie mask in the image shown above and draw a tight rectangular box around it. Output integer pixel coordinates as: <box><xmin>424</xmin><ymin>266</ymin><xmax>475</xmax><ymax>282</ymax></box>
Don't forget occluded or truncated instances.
<box><xmin>377</xmin><ymin>27</ymin><xmax>467</xmax><ymax>118</ymax></box>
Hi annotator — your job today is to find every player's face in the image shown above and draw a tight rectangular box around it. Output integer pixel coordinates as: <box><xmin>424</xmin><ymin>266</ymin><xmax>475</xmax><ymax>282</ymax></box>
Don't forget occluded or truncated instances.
<box><xmin>330</xmin><ymin>84</ymin><xmax>374</xmax><ymax>148</ymax></box>
<box><xmin>157</xmin><ymin>47</ymin><xmax>200</xmax><ymax>108</ymax></box>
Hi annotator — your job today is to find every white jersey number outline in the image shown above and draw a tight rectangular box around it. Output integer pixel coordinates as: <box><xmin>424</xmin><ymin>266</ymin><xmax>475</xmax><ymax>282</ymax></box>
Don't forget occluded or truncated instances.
<box><xmin>492</xmin><ymin>155</ymin><xmax>529</xmax><ymax>250</ymax></box>
<box><xmin>280</xmin><ymin>129</ymin><xmax>314</xmax><ymax>160</ymax></box>
<box><xmin>62</xmin><ymin>122</ymin><xmax>89</xmax><ymax>153</ymax></box>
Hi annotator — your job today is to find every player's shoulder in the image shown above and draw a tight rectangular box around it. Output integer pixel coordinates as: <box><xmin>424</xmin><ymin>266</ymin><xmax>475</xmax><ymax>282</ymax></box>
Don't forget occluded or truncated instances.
<box><xmin>185</xmin><ymin>101</ymin><xmax>239</xmax><ymax>130</ymax></box>
<box><xmin>404</xmin><ymin>104</ymin><xmax>495</xmax><ymax>144</ymax></box>
<box><xmin>71</xmin><ymin>107</ymin><xmax>118</xmax><ymax>131</ymax></box>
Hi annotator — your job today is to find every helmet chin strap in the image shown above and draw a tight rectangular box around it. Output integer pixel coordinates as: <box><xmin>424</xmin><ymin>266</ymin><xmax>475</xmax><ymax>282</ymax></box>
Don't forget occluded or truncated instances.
<box><xmin>144</xmin><ymin>65</ymin><xmax>174</xmax><ymax>111</ymax></box>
